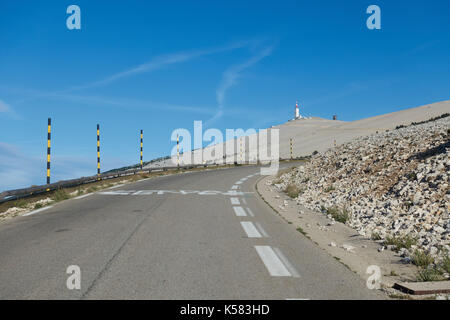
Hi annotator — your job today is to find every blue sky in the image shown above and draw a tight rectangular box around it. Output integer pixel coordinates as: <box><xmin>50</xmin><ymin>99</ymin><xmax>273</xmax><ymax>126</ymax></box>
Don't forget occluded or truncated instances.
<box><xmin>0</xmin><ymin>0</ymin><xmax>449</xmax><ymax>191</ymax></box>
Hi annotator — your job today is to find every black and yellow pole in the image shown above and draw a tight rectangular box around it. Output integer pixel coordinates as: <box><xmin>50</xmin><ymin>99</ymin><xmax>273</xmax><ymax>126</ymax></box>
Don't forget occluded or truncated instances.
<box><xmin>46</xmin><ymin>118</ymin><xmax>51</xmax><ymax>186</ymax></box>
<box><xmin>97</xmin><ymin>124</ymin><xmax>100</xmax><ymax>180</ymax></box>
<box><xmin>290</xmin><ymin>138</ymin><xmax>293</xmax><ymax>160</ymax></box>
<box><xmin>177</xmin><ymin>134</ymin><xmax>180</xmax><ymax>168</ymax></box>
<box><xmin>140</xmin><ymin>129</ymin><xmax>143</xmax><ymax>170</ymax></box>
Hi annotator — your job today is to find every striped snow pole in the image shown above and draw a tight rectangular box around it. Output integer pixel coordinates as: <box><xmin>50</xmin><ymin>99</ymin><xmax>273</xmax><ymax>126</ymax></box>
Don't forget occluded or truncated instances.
<box><xmin>46</xmin><ymin>118</ymin><xmax>51</xmax><ymax>185</ymax></box>
<box><xmin>140</xmin><ymin>130</ymin><xmax>143</xmax><ymax>170</ymax></box>
<box><xmin>97</xmin><ymin>124</ymin><xmax>100</xmax><ymax>179</ymax></box>
<box><xmin>177</xmin><ymin>134</ymin><xmax>180</xmax><ymax>168</ymax></box>
<box><xmin>290</xmin><ymin>138</ymin><xmax>293</xmax><ymax>160</ymax></box>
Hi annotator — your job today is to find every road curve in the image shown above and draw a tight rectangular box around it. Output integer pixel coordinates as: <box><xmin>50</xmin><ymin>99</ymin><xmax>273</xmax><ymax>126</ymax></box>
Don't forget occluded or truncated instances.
<box><xmin>0</xmin><ymin>164</ymin><xmax>385</xmax><ymax>299</ymax></box>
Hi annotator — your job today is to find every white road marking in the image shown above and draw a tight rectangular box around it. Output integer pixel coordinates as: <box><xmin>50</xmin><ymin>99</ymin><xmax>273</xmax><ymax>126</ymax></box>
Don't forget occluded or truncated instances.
<box><xmin>255</xmin><ymin>222</ymin><xmax>269</xmax><ymax>237</ymax></box>
<box><xmin>235</xmin><ymin>181</ymin><xmax>242</xmax><ymax>184</ymax></box>
<box><xmin>231</xmin><ymin>185</ymin><xmax>239</xmax><ymax>190</ymax></box>
<box><xmin>255</xmin><ymin>246</ymin><xmax>291</xmax><ymax>277</ymax></box>
<box><xmin>241</xmin><ymin>198</ymin><xmax>247</xmax><ymax>205</ymax></box>
<box><xmin>98</xmin><ymin>189</ymin><xmax>252</xmax><ymax>196</ymax></box>
<box><xmin>73</xmin><ymin>193</ymin><xmax>92</xmax><ymax>200</ymax></box>
<box><xmin>240</xmin><ymin>221</ymin><xmax>262</xmax><ymax>238</ymax></box>
<box><xmin>179</xmin><ymin>190</ymin><xmax>204</xmax><ymax>195</ymax></box>
<box><xmin>198</xmin><ymin>190</ymin><xmax>223</xmax><ymax>195</ymax></box>
<box><xmin>107</xmin><ymin>183</ymin><xmax>125</xmax><ymax>189</ymax></box>
<box><xmin>233</xmin><ymin>206</ymin><xmax>247</xmax><ymax>217</ymax></box>
<box><xmin>273</xmin><ymin>247</ymin><xmax>300</xmax><ymax>278</ymax></box>
<box><xmin>99</xmin><ymin>191</ymin><xmax>134</xmax><ymax>195</ymax></box>
<box><xmin>23</xmin><ymin>206</ymin><xmax>53</xmax><ymax>217</ymax></box>
<box><xmin>230</xmin><ymin>197</ymin><xmax>240</xmax><ymax>205</ymax></box>
<box><xmin>246</xmin><ymin>207</ymin><xmax>255</xmax><ymax>217</ymax></box>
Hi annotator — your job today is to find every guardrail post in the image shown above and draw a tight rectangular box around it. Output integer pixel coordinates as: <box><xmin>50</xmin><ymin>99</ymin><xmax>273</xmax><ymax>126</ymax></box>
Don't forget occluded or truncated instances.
<box><xmin>97</xmin><ymin>124</ymin><xmax>101</xmax><ymax>180</ymax></box>
<box><xmin>46</xmin><ymin>118</ymin><xmax>51</xmax><ymax>186</ymax></box>
<box><xmin>290</xmin><ymin>138</ymin><xmax>293</xmax><ymax>160</ymax></box>
<box><xmin>140</xmin><ymin>129</ymin><xmax>143</xmax><ymax>170</ymax></box>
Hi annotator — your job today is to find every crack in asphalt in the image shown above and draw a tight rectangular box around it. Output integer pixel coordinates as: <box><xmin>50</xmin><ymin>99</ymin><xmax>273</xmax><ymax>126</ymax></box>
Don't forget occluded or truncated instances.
<box><xmin>80</xmin><ymin>198</ymin><xmax>165</xmax><ymax>299</ymax></box>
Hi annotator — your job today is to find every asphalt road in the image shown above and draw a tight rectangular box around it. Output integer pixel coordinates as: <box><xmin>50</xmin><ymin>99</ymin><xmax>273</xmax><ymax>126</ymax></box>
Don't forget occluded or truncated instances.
<box><xmin>0</xmin><ymin>164</ymin><xmax>385</xmax><ymax>299</ymax></box>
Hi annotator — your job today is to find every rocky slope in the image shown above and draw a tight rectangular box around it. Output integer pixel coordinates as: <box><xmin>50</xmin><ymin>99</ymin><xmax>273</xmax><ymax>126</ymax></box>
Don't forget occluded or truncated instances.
<box><xmin>274</xmin><ymin>116</ymin><xmax>450</xmax><ymax>263</ymax></box>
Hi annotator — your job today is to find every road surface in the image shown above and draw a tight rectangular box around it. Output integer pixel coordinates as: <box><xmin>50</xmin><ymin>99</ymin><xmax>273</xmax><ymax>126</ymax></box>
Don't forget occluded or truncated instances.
<box><xmin>0</xmin><ymin>164</ymin><xmax>385</xmax><ymax>299</ymax></box>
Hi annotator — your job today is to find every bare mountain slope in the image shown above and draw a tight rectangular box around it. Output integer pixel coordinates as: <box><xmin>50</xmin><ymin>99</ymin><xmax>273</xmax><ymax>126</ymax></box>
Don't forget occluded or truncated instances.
<box><xmin>146</xmin><ymin>100</ymin><xmax>450</xmax><ymax>167</ymax></box>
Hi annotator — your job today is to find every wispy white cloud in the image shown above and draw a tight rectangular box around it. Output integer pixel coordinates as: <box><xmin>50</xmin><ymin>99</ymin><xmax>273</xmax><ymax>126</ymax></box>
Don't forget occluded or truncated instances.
<box><xmin>3</xmin><ymin>86</ymin><xmax>224</xmax><ymax>115</ymax></box>
<box><xmin>9</xmin><ymin>40</ymin><xmax>252</xmax><ymax>108</ymax></box>
<box><xmin>2</xmin><ymin>40</ymin><xmax>271</xmax><ymax>121</ymax></box>
<box><xmin>65</xmin><ymin>41</ymin><xmax>250</xmax><ymax>92</ymax></box>
<box><xmin>205</xmin><ymin>46</ymin><xmax>274</xmax><ymax>127</ymax></box>
<box><xmin>0</xmin><ymin>99</ymin><xmax>12</xmax><ymax>113</ymax></box>
<box><xmin>2</xmin><ymin>85</ymin><xmax>251</xmax><ymax>117</ymax></box>
<box><xmin>0</xmin><ymin>98</ymin><xmax>20</xmax><ymax>119</ymax></box>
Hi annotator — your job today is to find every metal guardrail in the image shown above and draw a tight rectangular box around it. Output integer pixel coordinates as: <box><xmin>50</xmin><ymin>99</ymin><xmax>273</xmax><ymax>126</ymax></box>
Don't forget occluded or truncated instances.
<box><xmin>0</xmin><ymin>163</ymin><xmax>216</xmax><ymax>204</ymax></box>
<box><xmin>0</xmin><ymin>157</ymin><xmax>308</xmax><ymax>205</ymax></box>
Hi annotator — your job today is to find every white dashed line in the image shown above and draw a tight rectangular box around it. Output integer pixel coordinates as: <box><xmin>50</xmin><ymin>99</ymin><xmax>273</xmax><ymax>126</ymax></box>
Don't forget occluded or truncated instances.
<box><xmin>240</xmin><ymin>221</ymin><xmax>262</xmax><ymax>238</ymax></box>
<box><xmin>230</xmin><ymin>197</ymin><xmax>240</xmax><ymax>205</ymax></box>
<box><xmin>246</xmin><ymin>207</ymin><xmax>255</xmax><ymax>217</ymax></box>
<box><xmin>255</xmin><ymin>246</ymin><xmax>291</xmax><ymax>277</ymax></box>
<box><xmin>273</xmin><ymin>247</ymin><xmax>300</xmax><ymax>278</ymax></box>
<box><xmin>231</xmin><ymin>185</ymin><xmax>239</xmax><ymax>190</ymax></box>
<box><xmin>235</xmin><ymin>181</ymin><xmax>242</xmax><ymax>185</ymax></box>
<box><xmin>255</xmin><ymin>222</ymin><xmax>269</xmax><ymax>237</ymax></box>
<box><xmin>73</xmin><ymin>193</ymin><xmax>92</xmax><ymax>200</ymax></box>
<box><xmin>23</xmin><ymin>206</ymin><xmax>53</xmax><ymax>217</ymax></box>
<box><xmin>241</xmin><ymin>198</ymin><xmax>247</xmax><ymax>205</ymax></box>
<box><xmin>233</xmin><ymin>206</ymin><xmax>247</xmax><ymax>217</ymax></box>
